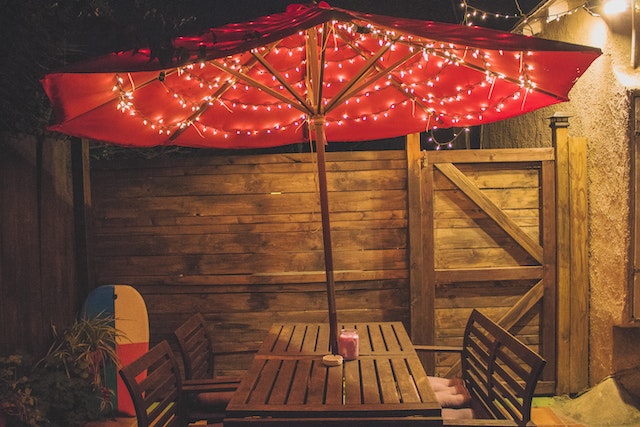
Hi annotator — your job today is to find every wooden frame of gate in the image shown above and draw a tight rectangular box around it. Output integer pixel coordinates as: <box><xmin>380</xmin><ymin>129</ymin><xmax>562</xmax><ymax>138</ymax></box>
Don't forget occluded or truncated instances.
<box><xmin>407</xmin><ymin>120</ymin><xmax>589</xmax><ymax>395</ymax></box>
<box><xmin>407</xmin><ymin>135</ymin><xmax>557</xmax><ymax>394</ymax></box>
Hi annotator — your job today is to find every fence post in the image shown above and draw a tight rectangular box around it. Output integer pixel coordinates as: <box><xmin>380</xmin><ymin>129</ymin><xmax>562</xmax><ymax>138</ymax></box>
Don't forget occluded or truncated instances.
<box><xmin>72</xmin><ymin>138</ymin><xmax>95</xmax><ymax>298</ymax></box>
<box><xmin>406</xmin><ymin>133</ymin><xmax>434</xmax><ymax>372</ymax></box>
<box><xmin>551</xmin><ymin>113</ymin><xmax>571</xmax><ymax>395</ymax></box>
<box><xmin>551</xmin><ymin>113</ymin><xmax>589</xmax><ymax>394</ymax></box>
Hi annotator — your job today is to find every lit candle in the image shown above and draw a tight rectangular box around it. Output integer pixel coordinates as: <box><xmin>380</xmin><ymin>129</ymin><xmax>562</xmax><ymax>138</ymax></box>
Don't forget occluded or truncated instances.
<box><xmin>338</xmin><ymin>328</ymin><xmax>359</xmax><ymax>360</ymax></box>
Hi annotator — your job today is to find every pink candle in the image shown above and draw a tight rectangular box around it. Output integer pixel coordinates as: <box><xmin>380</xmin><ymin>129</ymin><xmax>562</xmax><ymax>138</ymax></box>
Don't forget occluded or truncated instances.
<box><xmin>338</xmin><ymin>328</ymin><xmax>359</xmax><ymax>360</ymax></box>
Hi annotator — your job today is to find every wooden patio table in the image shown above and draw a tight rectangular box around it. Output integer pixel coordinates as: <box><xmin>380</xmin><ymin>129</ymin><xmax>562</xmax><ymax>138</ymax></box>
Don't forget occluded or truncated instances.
<box><xmin>223</xmin><ymin>322</ymin><xmax>443</xmax><ymax>426</ymax></box>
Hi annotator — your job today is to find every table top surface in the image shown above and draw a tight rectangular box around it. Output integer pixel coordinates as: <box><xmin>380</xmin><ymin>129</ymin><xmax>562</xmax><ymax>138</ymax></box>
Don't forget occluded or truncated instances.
<box><xmin>225</xmin><ymin>322</ymin><xmax>442</xmax><ymax>423</ymax></box>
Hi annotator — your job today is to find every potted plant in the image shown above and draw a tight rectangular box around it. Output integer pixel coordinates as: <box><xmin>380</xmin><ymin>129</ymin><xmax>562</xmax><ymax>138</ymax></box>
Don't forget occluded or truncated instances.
<box><xmin>0</xmin><ymin>315</ymin><xmax>123</xmax><ymax>427</ymax></box>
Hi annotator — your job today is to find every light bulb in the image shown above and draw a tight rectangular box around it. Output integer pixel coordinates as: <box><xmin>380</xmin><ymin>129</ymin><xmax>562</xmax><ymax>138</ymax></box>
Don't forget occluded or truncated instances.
<box><xmin>603</xmin><ymin>0</ymin><xmax>629</xmax><ymax>14</ymax></box>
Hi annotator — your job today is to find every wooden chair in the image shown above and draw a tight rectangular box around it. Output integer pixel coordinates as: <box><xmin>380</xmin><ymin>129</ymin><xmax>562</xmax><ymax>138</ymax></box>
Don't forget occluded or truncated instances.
<box><xmin>173</xmin><ymin>313</ymin><xmax>242</xmax><ymax>414</ymax></box>
<box><xmin>416</xmin><ymin>309</ymin><xmax>546</xmax><ymax>426</ymax></box>
<box><xmin>119</xmin><ymin>340</ymin><xmax>225</xmax><ymax>427</ymax></box>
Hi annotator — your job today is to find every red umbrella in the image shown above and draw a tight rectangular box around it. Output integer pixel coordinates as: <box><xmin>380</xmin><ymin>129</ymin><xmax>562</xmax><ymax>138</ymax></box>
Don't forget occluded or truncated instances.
<box><xmin>42</xmin><ymin>2</ymin><xmax>601</xmax><ymax>354</ymax></box>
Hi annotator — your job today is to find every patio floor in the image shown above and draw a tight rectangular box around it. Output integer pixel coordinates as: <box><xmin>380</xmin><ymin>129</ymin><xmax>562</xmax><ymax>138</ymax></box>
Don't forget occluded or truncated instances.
<box><xmin>86</xmin><ymin>377</ymin><xmax>640</xmax><ymax>427</ymax></box>
<box><xmin>531</xmin><ymin>407</ymin><xmax>585</xmax><ymax>427</ymax></box>
<box><xmin>84</xmin><ymin>407</ymin><xmax>581</xmax><ymax>427</ymax></box>
<box><xmin>533</xmin><ymin>378</ymin><xmax>640</xmax><ymax>427</ymax></box>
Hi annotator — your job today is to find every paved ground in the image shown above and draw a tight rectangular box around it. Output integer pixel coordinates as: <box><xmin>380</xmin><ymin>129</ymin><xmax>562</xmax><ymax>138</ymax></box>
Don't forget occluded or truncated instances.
<box><xmin>87</xmin><ymin>378</ymin><xmax>640</xmax><ymax>427</ymax></box>
<box><xmin>542</xmin><ymin>378</ymin><xmax>640</xmax><ymax>427</ymax></box>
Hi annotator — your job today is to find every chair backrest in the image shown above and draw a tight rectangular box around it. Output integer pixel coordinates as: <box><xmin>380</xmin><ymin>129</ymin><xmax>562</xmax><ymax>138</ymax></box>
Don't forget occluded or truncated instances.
<box><xmin>460</xmin><ymin>309</ymin><xmax>496</xmax><ymax>417</ymax></box>
<box><xmin>489</xmin><ymin>321</ymin><xmax>546</xmax><ymax>425</ymax></box>
<box><xmin>461</xmin><ymin>309</ymin><xmax>546</xmax><ymax>426</ymax></box>
<box><xmin>119</xmin><ymin>340</ymin><xmax>185</xmax><ymax>427</ymax></box>
<box><xmin>174</xmin><ymin>313</ymin><xmax>215</xmax><ymax>380</ymax></box>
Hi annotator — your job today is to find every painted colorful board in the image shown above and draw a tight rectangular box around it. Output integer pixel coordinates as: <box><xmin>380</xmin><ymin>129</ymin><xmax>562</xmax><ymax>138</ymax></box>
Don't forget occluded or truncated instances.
<box><xmin>81</xmin><ymin>284</ymin><xmax>149</xmax><ymax>417</ymax></box>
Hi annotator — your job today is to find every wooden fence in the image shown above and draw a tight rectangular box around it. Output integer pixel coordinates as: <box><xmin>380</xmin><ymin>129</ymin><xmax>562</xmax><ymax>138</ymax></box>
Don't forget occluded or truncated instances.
<box><xmin>90</xmin><ymin>150</ymin><xmax>410</xmax><ymax>374</ymax></box>
<box><xmin>0</xmin><ymin>135</ymin><xmax>88</xmax><ymax>355</ymax></box>
<box><xmin>1</xmin><ymin>128</ymin><xmax>590</xmax><ymax>394</ymax></box>
<box><xmin>90</xmin><ymin>144</ymin><xmax>560</xmax><ymax>392</ymax></box>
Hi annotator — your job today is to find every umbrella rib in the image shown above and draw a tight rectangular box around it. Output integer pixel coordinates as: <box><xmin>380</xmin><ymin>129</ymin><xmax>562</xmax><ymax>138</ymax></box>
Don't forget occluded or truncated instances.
<box><xmin>342</xmin><ymin>19</ymin><xmax>566</xmax><ymax>101</ymax></box>
<box><xmin>326</xmin><ymin>49</ymin><xmax>421</xmax><ymax>113</ymax></box>
<box><xmin>386</xmin><ymin>36</ymin><xmax>567</xmax><ymax>100</ymax></box>
<box><xmin>58</xmin><ymin>69</ymin><xmax>179</xmax><ymax>127</ymax></box>
<box><xmin>208</xmin><ymin>57</ymin><xmax>313</xmax><ymax>116</ymax></box>
<box><xmin>458</xmin><ymin>61</ymin><xmax>567</xmax><ymax>101</ymax></box>
<box><xmin>323</xmin><ymin>41</ymin><xmax>393</xmax><ymax>113</ymax></box>
<box><xmin>305</xmin><ymin>27</ymin><xmax>321</xmax><ymax>113</ymax></box>
<box><xmin>316</xmin><ymin>23</ymin><xmax>330</xmax><ymax>115</ymax></box>
<box><xmin>336</xmin><ymin>29</ymin><xmax>435</xmax><ymax>116</ymax></box>
<box><xmin>167</xmin><ymin>56</ymin><xmax>264</xmax><ymax>141</ymax></box>
<box><xmin>168</xmin><ymin>76</ymin><xmax>239</xmax><ymax>142</ymax></box>
<box><xmin>250</xmin><ymin>51</ymin><xmax>314</xmax><ymax>114</ymax></box>
<box><xmin>330</xmin><ymin>31</ymin><xmax>431</xmax><ymax>114</ymax></box>
<box><xmin>305</xmin><ymin>24</ymin><xmax>330</xmax><ymax>115</ymax></box>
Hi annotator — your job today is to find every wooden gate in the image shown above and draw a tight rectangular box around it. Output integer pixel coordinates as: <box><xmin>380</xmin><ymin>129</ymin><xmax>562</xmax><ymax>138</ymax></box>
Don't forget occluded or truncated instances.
<box><xmin>408</xmin><ymin>139</ymin><xmax>557</xmax><ymax>393</ymax></box>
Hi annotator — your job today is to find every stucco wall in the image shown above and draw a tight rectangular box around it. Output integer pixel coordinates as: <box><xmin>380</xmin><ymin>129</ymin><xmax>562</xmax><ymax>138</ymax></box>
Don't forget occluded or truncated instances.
<box><xmin>481</xmin><ymin>8</ymin><xmax>640</xmax><ymax>396</ymax></box>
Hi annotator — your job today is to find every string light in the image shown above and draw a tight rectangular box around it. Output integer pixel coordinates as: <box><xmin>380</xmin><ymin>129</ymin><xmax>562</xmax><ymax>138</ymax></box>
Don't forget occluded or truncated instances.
<box><xmin>427</xmin><ymin>127</ymin><xmax>470</xmax><ymax>150</ymax></box>
<box><xmin>459</xmin><ymin>0</ymin><xmax>526</xmax><ymax>27</ymax></box>
<box><xmin>113</xmin><ymin>74</ymin><xmax>173</xmax><ymax>135</ymax></box>
<box><xmin>109</xmin><ymin>15</ymin><xmax>544</xmax><ymax>145</ymax></box>
<box><xmin>511</xmin><ymin>1</ymin><xmax>590</xmax><ymax>35</ymax></box>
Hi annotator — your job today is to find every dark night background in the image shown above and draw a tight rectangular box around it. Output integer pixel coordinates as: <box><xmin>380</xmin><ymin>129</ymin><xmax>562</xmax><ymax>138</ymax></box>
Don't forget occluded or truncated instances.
<box><xmin>0</xmin><ymin>0</ymin><xmax>543</xmax><ymax>137</ymax></box>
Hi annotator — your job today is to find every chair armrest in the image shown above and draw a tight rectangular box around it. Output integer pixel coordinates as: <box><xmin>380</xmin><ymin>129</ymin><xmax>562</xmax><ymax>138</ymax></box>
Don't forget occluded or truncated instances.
<box><xmin>442</xmin><ymin>420</ymin><xmax>520</xmax><ymax>426</ymax></box>
<box><xmin>182</xmin><ymin>378</ymin><xmax>240</xmax><ymax>393</ymax></box>
<box><xmin>199</xmin><ymin>374</ymin><xmax>244</xmax><ymax>383</ymax></box>
<box><xmin>211</xmin><ymin>348</ymin><xmax>258</xmax><ymax>356</ymax></box>
<box><xmin>414</xmin><ymin>345</ymin><xmax>463</xmax><ymax>353</ymax></box>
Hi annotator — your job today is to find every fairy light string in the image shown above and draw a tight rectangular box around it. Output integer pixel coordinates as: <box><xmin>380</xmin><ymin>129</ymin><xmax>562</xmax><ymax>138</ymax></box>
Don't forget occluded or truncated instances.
<box><xmin>111</xmin><ymin>15</ymin><xmax>540</xmax><ymax>148</ymax></box>
<box><xmin>114</xmin><ymin>73</ymin><xmax>174</xmax><ymax>135</ymax></box>
<box><xmin>428</xmin><ymin>127</ymin><xmax>470</xmax><ymax>150</ymax></box>
<box><xmin>459</xmin><ymin>0</ymin><xmax>527</xmax><ymax>26</ymax></box>
<box><xmin>461</xmin><ymin>1</ymin><xmax>591</xmax><ymax>35</ymax></box>
<box><xmin>520</xmin><ymin>1</ymin><xmax>587</xmax><ymax>33</ymax></box>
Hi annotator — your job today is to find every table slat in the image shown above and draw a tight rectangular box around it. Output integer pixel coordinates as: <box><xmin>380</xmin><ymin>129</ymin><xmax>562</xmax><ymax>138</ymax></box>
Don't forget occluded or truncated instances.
<box><xmin>287</xmin><ymin>324</ymin><xmax>307</xmax><ymax>353</ymax></box>
<box><xmin>381</xmin><ymin>323</ymin><xmax>403</xmax><ymax>353</ymax></box>
<box><xmin>391</xmin><ymin>322</ymin><xmax>415</xmax><ymax>350</ymax></box>
<box><xmin>343</xmin><ymin>358</ymin><xmax>361</xmax><ymax>405</ymax></box>
<box><xmin>375</xmin><ymin>358</ymin><xmax>401</xmax><ymax>403</ymax></box>
<box><xmin>267</xmin><ymin>359</ymin><xmax>296</xmax><ymax>405</ymax></box>
<box><xmin>359</xmin><ymin>358</ymin><xmax>381</xmax><ymax>404</ymax></box>
<box><xmin>406</xmin><ymin>356</ymin><xmax>438</xmax><ymax>402</ymax></box>
<box><xmin>367</xmin><ymin>324</ymin><xmax>387</xmax><ymax>354</ymax></box>
<box><xmin>248</xmin><ymin>359</ymin><xmax>280</xmax><ymax>404</ymax></box>
<box><xmin>391</xmin><ymin>358</ymin><xmax>421</xmax><ymax>403</ymax></box>
<box><xmin>307</xmin><ymin>360</ymin><xmax>327</xmax><ymax>404</ymax></box>
<box><xmin>325</xmin><ymin>362</ymin><xmax>344</xmax><ymax>405</ymax></box>
<box><xmin>258</xmin><ymin>324</ymin><xmax>283</xmax><ymax>353</ymax></box>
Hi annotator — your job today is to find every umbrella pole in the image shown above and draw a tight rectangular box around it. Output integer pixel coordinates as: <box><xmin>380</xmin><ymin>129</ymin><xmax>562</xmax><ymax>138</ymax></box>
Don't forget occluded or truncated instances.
<box><xmin>312</xmin><ymin>118</ymin><xmax>339</xmax><ymax>355</ymax></box>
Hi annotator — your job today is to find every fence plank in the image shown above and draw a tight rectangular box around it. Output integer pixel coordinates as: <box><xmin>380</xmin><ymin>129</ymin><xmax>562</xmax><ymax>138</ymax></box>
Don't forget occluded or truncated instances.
<box><xmin>569</xmin><ymin>137</ymin><xmax>589</xmax><ymax>392</ymax></box>
<box><xmin>554</xmin><ymin>125</ymin><xmax>571</xmax><ymax>394</ymax></box>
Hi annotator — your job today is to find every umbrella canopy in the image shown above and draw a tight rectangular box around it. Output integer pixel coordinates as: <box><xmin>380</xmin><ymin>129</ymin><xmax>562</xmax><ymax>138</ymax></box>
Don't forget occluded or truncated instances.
<box><xmin>42</xmin><ymin>1</ymin><xmax>601</xmax><ymax>354</ymax></box>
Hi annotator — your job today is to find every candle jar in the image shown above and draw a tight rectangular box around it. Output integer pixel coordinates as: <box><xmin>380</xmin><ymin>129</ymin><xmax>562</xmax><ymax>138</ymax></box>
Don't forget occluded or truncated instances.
<box><xmin>338</xmin><ymin>328</ymin><xmax>359</xmax><ymax>360</ymax></box>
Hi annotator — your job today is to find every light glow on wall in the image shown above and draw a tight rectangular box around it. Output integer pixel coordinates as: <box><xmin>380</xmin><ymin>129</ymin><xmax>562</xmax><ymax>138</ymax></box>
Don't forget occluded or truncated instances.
<box><xmin>587</xmin><ymin>18</ymin><xmax>610</xmax><ymax>49</ymax></box>
<box><xmin>603</xmin><ymin>0</ymin><xmax>629</xmax><ymax>15</ymax></box>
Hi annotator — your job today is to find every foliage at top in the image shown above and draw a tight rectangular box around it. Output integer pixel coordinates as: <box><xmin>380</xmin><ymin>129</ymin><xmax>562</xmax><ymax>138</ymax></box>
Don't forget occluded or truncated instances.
<box><xmin>0</xmin><ymin>0</ymin><xmax>204</xmax><ymax>136</ymax></box>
